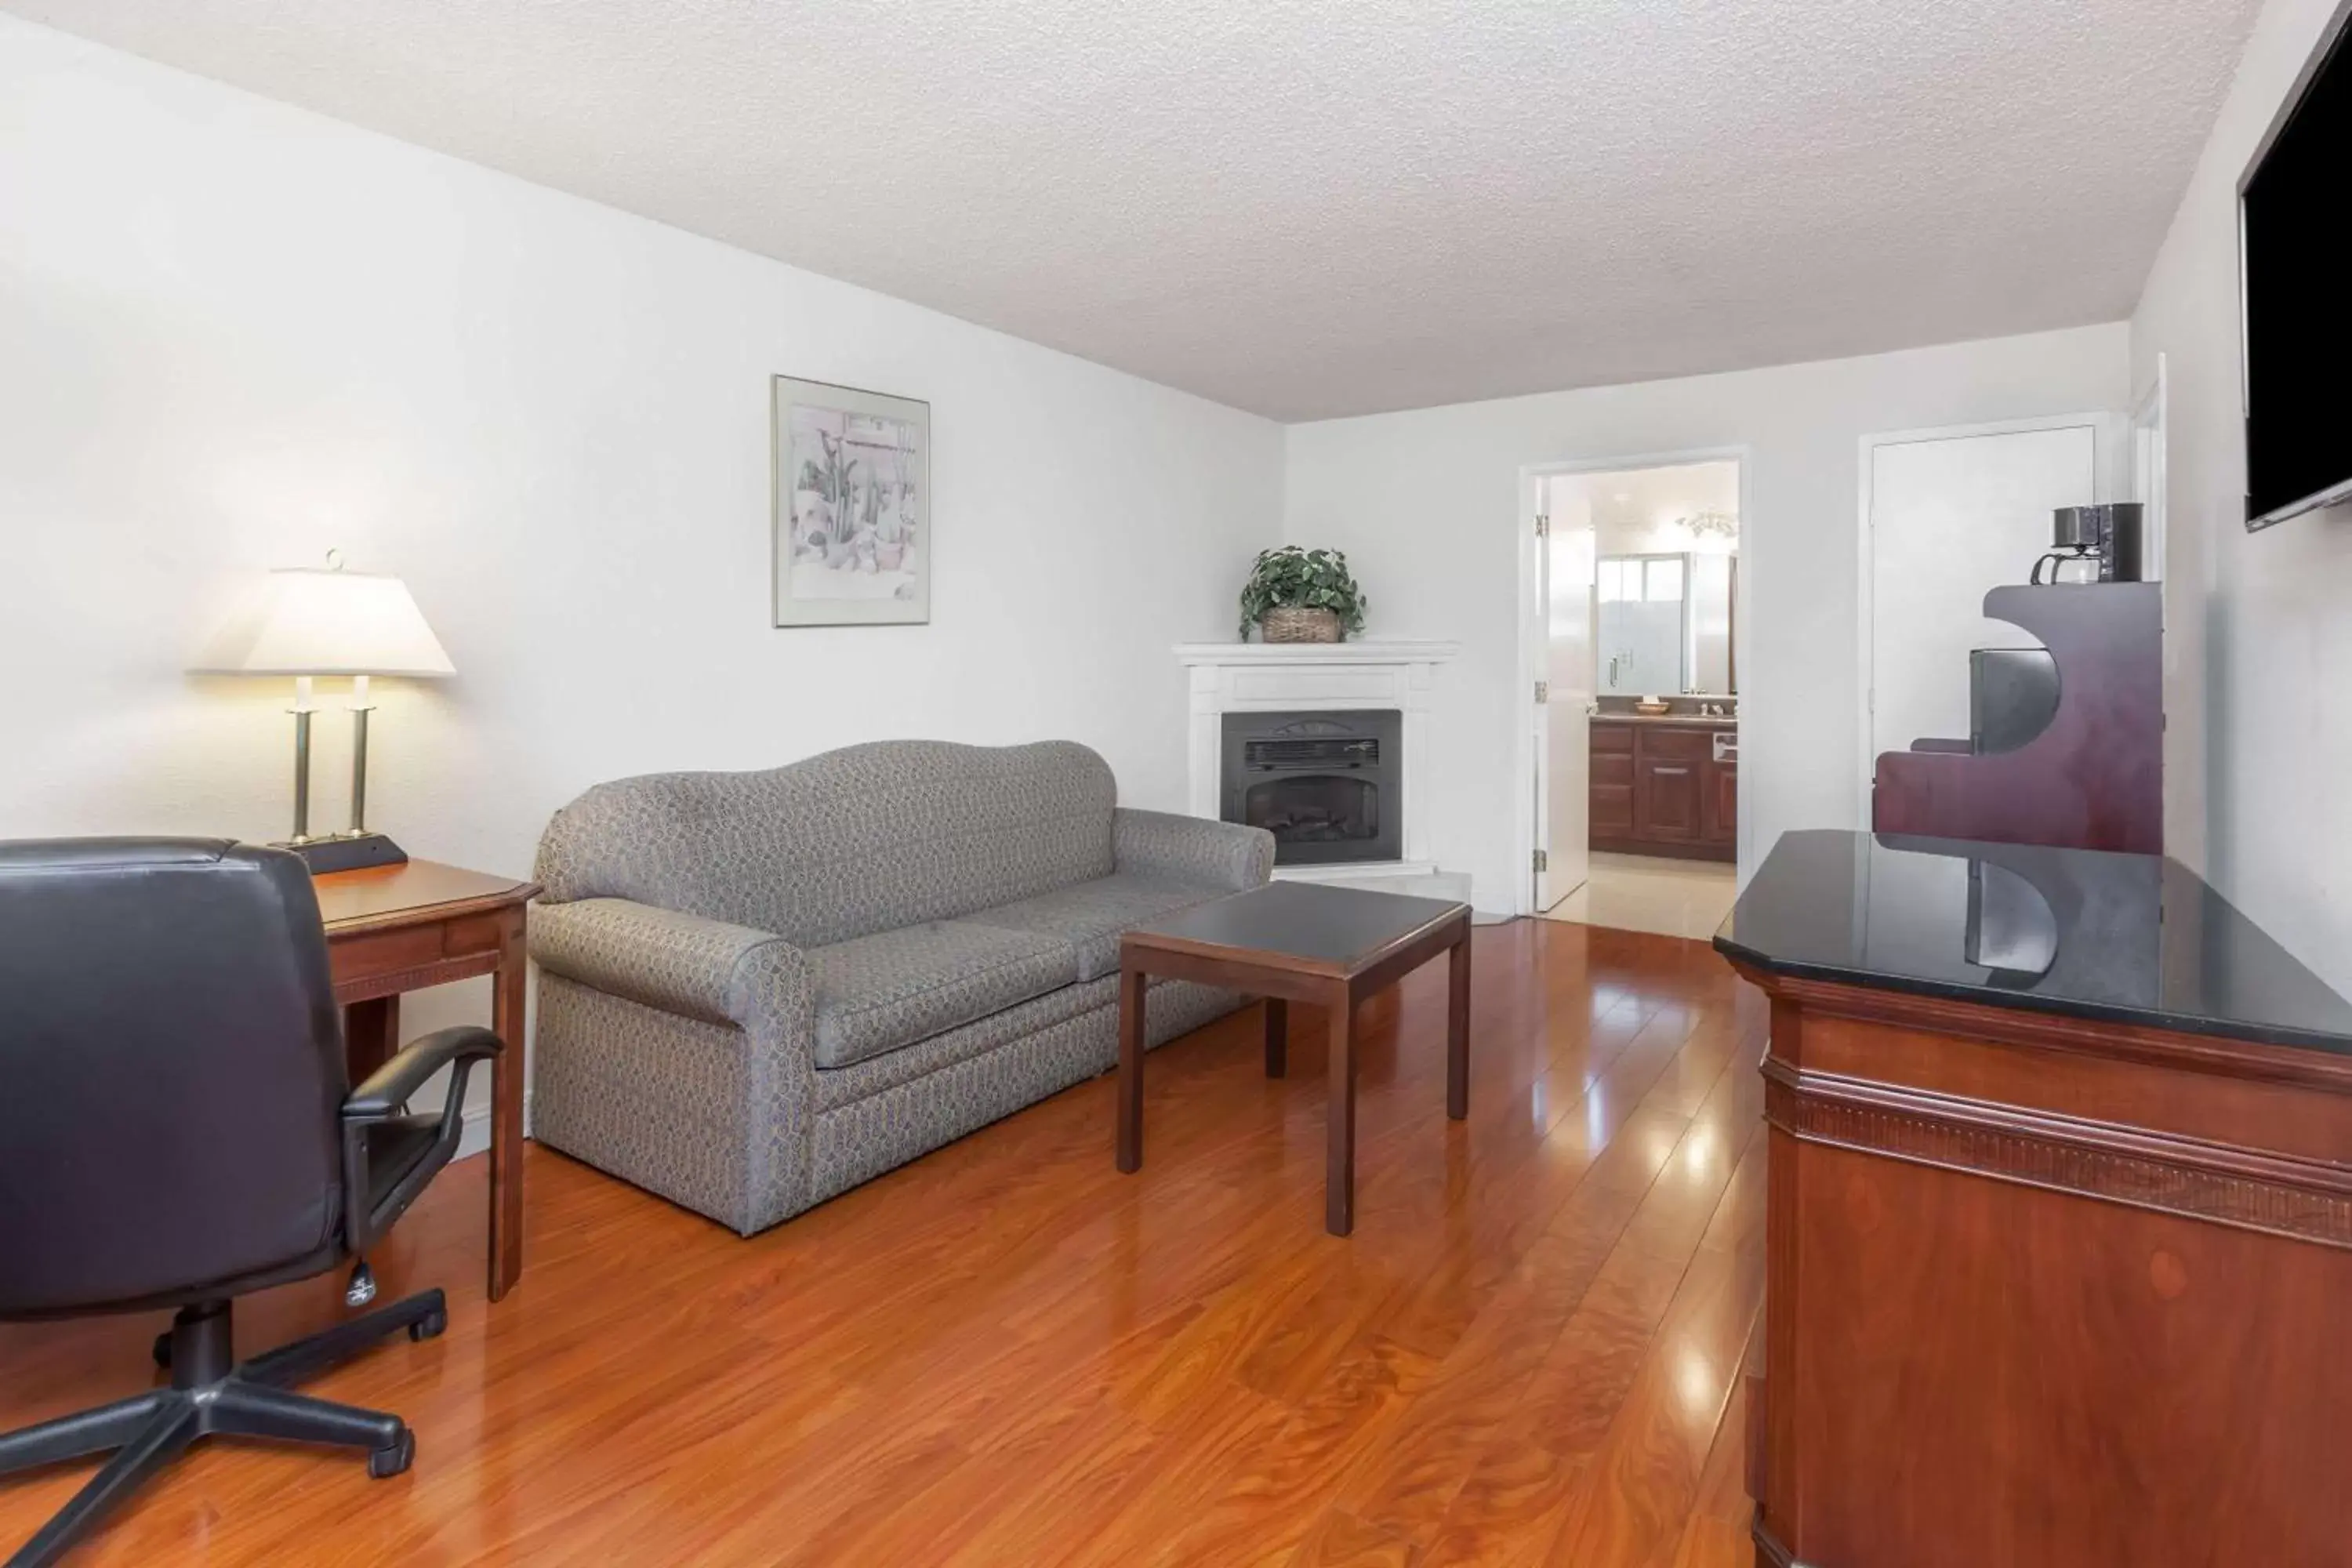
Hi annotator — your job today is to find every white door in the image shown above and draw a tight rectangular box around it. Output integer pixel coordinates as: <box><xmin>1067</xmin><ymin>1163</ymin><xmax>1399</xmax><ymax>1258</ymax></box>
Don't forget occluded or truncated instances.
<box><xmin>1864</xmin><ymin>419</ymin><xmax>2108</xmax><ymax>778</ymax></box>
<box><xmin>1537</xmin><ymin>481</ymin><xmax>1596</xmax><ymax>909</ymax></box>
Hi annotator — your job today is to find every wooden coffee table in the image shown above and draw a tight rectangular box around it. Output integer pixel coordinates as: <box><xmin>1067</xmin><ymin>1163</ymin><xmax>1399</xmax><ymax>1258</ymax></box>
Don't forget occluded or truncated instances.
<box><xmin>1116</xmin><ymin>880</ymin><xmax>1473</xmax><ymax>1236</ymax></box>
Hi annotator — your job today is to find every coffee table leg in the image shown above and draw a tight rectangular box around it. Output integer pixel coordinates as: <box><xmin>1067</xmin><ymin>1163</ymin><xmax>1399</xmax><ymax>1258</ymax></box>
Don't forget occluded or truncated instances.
<box><xmin>1117</xmin><ymin>965</ymin><xmax>1147</xmax><ymax>1172</ymax></box>
<box><xmin>1447</xmin><ymin>924</ymin><xmax>1472</xmax><ymax>1121</ymax></box>
<box><xmin>1326</xmin><ymin>988</ymin><xmax>1356</xmax><ymax>1236</ymax></box>
<box><xmin>1264</xmin><ymin>998</ymin><xmax>1287</xmax><ymax>1078</ymax></box>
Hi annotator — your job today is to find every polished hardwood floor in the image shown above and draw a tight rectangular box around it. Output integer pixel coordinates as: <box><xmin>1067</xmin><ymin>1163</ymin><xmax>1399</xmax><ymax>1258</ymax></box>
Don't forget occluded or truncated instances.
<box><xmin>0</xmin><ymin>919</ymin><xmax>1766</xmax><ymax>1566</ymax></box>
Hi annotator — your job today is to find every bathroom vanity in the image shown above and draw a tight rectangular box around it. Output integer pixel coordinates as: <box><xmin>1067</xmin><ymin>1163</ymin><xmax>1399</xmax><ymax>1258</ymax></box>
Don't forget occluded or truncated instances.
<box><xmin>1589</xmin><ymin>712</ymin><xmax>1736</xmax><ymax>861</ymax></box>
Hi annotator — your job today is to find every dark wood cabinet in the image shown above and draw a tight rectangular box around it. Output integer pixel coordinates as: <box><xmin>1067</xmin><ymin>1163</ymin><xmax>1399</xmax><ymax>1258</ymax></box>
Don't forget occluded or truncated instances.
<box><xmin>1632</xmin><ymin>726</ymin><xmax>1707</xmax><ymax>843</ymax></box>
<box><xmin>1638</xmin><ymin>757</ymin><xmax>1702</xmax><ymax>839</ymax></box>
<box><xmin>1591</xmin><ymin>718</ymin><xmax>1734</xmax><ymax>862</ymax></box>
<box><xmin>1726</xmin><ymin>951</ymin><xmax>2352</xmax><ymax>1568</ymax></box>
<box><xmin>1589</xmin><ymin>721</ymin><xmax>1635</xmax><ymax>836</ymax></box>
<box><xmin>1704</xmin><ymin>760</ymin><xmax>1737</xmax><ymax>846</ymax></box>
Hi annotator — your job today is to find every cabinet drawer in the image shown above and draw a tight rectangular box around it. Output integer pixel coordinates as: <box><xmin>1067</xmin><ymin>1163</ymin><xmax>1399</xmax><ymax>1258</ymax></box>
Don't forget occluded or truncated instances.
<box><xmin>1592</xmin><ymin>752</ymin><xmax>1634</xmax><ymax>787</ymax></box>
<box><xmin>1591</xmin><ymin>783</ymin><xmax>1635</xmax><ymax>834</ymax></box>
<box><xmin>328</xmin><ymin>924</ymin><xmax>448</xmax><ymax>983</ymax></box>
<box><xmin>1636</xmin><ymin>726</ymin><xmax>1714</xmax><ymax>761</ymax></box>
<box><xmin>1590</xmin><ymin>722</ymin><xmax>1635</xmax><ymax>753</ymax></box>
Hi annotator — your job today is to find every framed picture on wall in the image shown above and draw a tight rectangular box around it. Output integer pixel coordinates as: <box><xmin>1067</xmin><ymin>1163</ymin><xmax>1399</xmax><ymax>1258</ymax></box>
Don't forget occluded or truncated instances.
<box><xmin>771</xmin><ymin>376</ymin><xmax>930</xmax><ymax>626</ymax></box>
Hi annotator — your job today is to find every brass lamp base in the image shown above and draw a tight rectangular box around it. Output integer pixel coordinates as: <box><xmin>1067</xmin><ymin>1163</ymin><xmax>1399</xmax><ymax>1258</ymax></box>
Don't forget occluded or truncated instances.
<box><xmin>284</xmin><ymin>833</ymin><xmax>411</xmax><ymax>875</ymax></box>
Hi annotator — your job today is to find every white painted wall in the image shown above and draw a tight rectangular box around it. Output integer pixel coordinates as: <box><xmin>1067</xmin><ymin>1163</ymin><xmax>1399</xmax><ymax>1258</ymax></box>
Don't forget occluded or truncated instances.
<box><xmin>14</xmin><ymin>6</ymin><xmax>2298</xmax><ymax>1028</ymax></box>
<box><xmin>0</xmin><ymin>19</ymin><xmax>1281</xmax><ymax>1131</ymax></box>
<box><xmin>0</xmin><ymin>16</ymin><xmax>1280</xmax><ymax>851</ymax></box>
<box><xmin>2132</xmin><ymin>0</ymin><xmax>2352</xmax><ymax>994</ymax></box>
<box><xmin>1283</xmin><ymin>325</ymin><xmax>2130</xmax><ymax>913</ymax></box>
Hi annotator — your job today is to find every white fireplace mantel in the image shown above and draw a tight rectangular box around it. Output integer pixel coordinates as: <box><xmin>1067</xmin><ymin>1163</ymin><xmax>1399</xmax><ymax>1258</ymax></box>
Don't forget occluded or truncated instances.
<box><xmin>1174</xmin><ymin>640</ymin><xmax>1465</xmax><ymax>670</ymax></box>
<box><xmin>1177</xmin><ymin>640</ymin><xmax>1461</xmax><ymax>885</ymax></box>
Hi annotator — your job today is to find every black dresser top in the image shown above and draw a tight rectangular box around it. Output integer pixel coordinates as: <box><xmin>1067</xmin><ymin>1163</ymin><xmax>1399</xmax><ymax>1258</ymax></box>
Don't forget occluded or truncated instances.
<box><xmin>1715</xmin><ymin>830</ymin><xmax>2352</xmax><ymax>1054</ymax></box>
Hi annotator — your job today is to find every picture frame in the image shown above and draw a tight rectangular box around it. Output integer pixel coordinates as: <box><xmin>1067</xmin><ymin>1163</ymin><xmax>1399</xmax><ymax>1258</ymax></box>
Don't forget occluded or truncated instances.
<box><xmin>771</xmin><ymin>376</ymin><xmax>931</xmax><ymax>626</ymax></box>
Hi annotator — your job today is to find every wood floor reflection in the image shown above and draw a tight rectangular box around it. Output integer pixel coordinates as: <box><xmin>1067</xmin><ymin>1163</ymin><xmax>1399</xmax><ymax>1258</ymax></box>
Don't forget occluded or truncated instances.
<box><xmin>0</xmin><ymin>920</ymin><xmax>1766</xmax><ymax>1566</ymax></box>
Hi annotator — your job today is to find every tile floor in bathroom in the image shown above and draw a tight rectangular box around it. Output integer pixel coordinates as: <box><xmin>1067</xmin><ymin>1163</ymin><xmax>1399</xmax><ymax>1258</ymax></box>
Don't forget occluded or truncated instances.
<box><xmin>1539</xmin><ymin>850</ymin><xmax>1739</xmax><ymax>942</ymax></box>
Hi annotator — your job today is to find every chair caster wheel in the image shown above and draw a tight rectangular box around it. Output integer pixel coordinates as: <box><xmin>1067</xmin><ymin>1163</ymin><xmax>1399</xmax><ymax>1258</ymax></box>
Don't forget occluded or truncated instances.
<box><xmin>409</xmin><ymin>1305</ymin><xmax>448</xmax><ymax>1342</ymax></box>
<box><xmin>368</xmin><ymin>1430</ymin><xmax>415</xmax><ymax>1479</ymax></box>
<box><xmin>151</xmin><ymin>1330</ymin><xmax>172</xmax><ymax>1369</ymax></box>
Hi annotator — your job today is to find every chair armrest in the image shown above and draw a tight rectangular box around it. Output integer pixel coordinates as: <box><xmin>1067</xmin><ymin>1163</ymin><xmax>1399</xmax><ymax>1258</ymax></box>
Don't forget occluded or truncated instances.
<box><xmin>343</xmin><ymin>1025</ymin><xmax>503</xmax><ymax>1123</ymax></box>
<box><xmin>1113</xmin><ymin>808</ymin><xmax>1275</xmax><ymax>892</ymax></box>
<box><xmin>532</xmin><ymin>896</ymin><xmax>799</xmax><ymax>1025</ymax></box>
<box><xmin>339</xmin><ymin>1025</ymin><xmax>503</xmax><ymax>1256</ymax></box>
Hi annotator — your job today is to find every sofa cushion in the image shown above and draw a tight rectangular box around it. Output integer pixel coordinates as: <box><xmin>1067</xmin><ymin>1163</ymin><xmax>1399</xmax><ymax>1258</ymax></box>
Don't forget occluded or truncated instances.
<box><xmin>961</xmin><ymin>871</ymin><xmax>1231</xmax><ymax>982</ymax></box>
<box><xmin>535</xmin><ymin>740</ymin><xmax>1118</xmax><ymax>949</ymax></box>
<box><xmin>808</xmin><ymin>920</ymin><xmax>1080</xmax><ymax>1069</ymax></box>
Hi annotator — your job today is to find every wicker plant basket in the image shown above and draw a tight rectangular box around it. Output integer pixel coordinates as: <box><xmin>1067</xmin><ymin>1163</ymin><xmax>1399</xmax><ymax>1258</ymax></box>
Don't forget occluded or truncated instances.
<box><xmin>1260</xmin><ymin>606</ymin><xmax>1343</xmax><ymax>644</ymax></box>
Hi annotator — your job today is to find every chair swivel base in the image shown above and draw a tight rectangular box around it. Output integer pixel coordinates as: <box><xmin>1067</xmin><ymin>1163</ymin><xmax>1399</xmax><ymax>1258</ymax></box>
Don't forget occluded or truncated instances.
<box><xmin>0</xmin><ymin>1289</ymin><xmax>448</xmax><ymax>1568</ymax></box>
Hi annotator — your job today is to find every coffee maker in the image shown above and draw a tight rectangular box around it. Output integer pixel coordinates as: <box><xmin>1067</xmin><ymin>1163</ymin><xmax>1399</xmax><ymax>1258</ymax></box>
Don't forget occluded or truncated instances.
<box><xmin>2031</xmin><ymin>503</ymin><xmax>2144</xmax><ymax>584</ymax></box>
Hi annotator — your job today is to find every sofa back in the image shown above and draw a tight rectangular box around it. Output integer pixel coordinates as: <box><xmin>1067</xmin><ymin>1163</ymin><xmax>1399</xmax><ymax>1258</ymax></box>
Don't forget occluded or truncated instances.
<box><xmin>535</xmin><ymin>739</ymin><xmax>1118</xmax><ymax>948</ymax></box>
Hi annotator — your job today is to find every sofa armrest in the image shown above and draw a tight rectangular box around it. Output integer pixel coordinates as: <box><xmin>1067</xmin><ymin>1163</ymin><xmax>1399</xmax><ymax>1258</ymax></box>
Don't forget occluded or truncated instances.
<box><xmin>1113</xmin><ymin>808</ymin><xmax>1275</xmax><ymax>892</ymax></box>
<box><xmin>531</xmin><ymin>896</ymin><xmax>811</xmax><ymax>1030</ymax></box>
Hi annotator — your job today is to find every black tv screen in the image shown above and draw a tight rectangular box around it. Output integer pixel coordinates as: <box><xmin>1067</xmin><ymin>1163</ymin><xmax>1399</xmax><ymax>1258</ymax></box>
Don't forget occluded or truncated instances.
<box><xmin>2241</xmin><ymin>9</ymin><xmax>2352</xmax><ymax>530</ymax></box>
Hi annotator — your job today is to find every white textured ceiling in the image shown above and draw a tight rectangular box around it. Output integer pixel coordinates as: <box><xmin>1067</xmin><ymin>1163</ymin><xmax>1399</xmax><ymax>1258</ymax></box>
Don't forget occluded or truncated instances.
<box><xmin>7</xmin><ymin>0</ymin><xmax>2259</xmax><ymax>420</ymax></box>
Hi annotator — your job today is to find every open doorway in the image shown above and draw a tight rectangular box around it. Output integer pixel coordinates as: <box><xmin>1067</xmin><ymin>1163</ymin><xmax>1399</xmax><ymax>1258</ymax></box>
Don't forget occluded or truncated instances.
<box><xmin>1526</xmin><ymin>454</ymin><xmax>1743</xmax><ymax>940</ymax></box>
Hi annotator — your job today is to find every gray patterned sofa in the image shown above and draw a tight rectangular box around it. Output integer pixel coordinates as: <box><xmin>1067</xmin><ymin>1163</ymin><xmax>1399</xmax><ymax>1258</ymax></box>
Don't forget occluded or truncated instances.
<box><xmin>527</xmin><ymin>739</ymin><xmax>1273</xmax><ymax>1235</ymax></box>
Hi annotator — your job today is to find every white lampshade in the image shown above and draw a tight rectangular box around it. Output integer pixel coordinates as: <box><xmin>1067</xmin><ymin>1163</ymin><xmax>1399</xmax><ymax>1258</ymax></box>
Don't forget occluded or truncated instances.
<box><xmin>195</xmin><ymin>564</ymin><xmax>456</xmax><ymax>678</ymax></box>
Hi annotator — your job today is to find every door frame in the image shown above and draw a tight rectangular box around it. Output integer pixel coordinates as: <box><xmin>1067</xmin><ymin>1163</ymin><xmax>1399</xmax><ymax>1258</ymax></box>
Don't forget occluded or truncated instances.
<box><xmin>1853</xmin><ymin>411</ymin><xmax>2128</xmax><ymax>820</ymax></box>
<box><xmin>1515</xmin><ymin>445</ymin><xmax>1751</xmax><ymax>917</ymax></box>
<box><xmin>2131</xmin><ymin>353</ymin><xmax>2169</xmax><ymax>586</ymax></box>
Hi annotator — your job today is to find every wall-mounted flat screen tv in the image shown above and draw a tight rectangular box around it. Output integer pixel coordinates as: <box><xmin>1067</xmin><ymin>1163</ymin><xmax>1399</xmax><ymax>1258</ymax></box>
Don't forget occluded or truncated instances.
<box><xmin>2241</xmin><ymin>5</ymin><xmax>2352</xmax><ymax>531</ymax></box>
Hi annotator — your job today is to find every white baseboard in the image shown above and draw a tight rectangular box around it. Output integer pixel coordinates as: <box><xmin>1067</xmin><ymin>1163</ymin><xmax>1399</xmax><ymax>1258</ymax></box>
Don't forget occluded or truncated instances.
<box><xmin>1272</xmin><ymin>860</ymin><xmax>1508</xmax><ymax>924</ymax></box>
<box><xmin>452</xmin><ymin>1090</ymin><xmax>531</xmax><ymax>1163</ymax></box>
<box><xmin>456</xmin><ymin>1103</ymin><xmax>494</xmax><ymax>1161</ymax></box>
<box><xmin>1272</xmin><ymin>858</ymin><xmax>1440</xmax><ymax>884</ymax></box>
<box><xmin>1273</xmin><ymin>861</ymin><xmax>1479</xmax><ymax>906</ymax></box>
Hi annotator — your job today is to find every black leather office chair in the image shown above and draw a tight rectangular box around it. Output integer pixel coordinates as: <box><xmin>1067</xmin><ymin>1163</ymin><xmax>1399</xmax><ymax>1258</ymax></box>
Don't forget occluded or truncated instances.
<box><xmin>0</xmin><ymin>839</ymin><xmax>501</xmax><ymax>1566</ymax></box>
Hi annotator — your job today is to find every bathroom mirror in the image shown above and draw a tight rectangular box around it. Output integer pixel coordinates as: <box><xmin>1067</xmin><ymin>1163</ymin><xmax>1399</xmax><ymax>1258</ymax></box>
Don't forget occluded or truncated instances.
<box><xmin>1596</xmin><ymin>549</ymin><xmax>1737</xmax><ymax>696</ymax></box>
<box><xmin>1596</xmin><ymin>553</ymin><xmax>1686</xmax><ymax>694</ymax></box>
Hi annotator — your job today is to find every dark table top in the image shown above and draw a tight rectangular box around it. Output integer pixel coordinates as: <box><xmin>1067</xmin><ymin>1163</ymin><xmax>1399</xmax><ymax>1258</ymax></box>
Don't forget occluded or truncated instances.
<box><xmin>1124</xmin><ymin>880</ymin><xmax>1468</xmax><ymax>977</ymax></box>
<box><xmin>1716</xmin><ymin>829</ymin><xmax>2352</xmax><ymax>1054</ymax></box>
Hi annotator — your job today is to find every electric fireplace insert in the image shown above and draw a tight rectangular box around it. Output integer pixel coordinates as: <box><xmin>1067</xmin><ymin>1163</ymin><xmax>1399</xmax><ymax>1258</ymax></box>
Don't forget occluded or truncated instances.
<box><xmin>1219</xmin><ymin>710</ymin><xmax>1403</xmax><ymax>866</ymax></box>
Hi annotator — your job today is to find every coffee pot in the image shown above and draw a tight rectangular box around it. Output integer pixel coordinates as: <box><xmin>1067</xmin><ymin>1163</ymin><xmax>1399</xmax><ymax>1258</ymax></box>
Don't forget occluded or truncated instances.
<box><xmin>2031</xmin><ymin>503</ymin><xmax>2143</xmax><ymax>585</ymax></box>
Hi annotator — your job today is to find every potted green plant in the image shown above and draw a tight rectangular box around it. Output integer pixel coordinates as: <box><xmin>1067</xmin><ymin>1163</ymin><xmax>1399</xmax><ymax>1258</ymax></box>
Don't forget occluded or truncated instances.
<box><xmin>1237</xmin><ymin>546</ymin><xmax>1367</xmax><ymax>643</ymax></box>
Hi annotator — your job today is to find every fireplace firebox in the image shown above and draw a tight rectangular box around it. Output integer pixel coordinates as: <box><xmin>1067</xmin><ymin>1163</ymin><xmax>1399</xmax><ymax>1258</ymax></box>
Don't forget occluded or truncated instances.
<box><xmin>1220</xmin><ymin>710</ymin><xmax>1403</xmax><ymax>866</ymax></box>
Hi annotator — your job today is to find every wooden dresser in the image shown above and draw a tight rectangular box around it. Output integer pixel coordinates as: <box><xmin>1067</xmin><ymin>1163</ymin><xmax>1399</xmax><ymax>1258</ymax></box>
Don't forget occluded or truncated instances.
<box><xmin>1719</xmin><ymin>830</ymin><xmax>2352</xmax><ymax>1567</ymax></box>
<box><xmin>1591</xmin><ymin>715</ymin><xmax>1736</xmax><ymax>862</ymax></box>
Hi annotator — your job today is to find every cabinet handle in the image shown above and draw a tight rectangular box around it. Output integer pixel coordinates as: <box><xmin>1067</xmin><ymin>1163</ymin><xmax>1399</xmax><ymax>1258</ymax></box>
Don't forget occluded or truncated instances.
<box><xmin>1652</xmin><ymin>766</ymin><xmax>1690</xmax><ymax>776</ymax></box>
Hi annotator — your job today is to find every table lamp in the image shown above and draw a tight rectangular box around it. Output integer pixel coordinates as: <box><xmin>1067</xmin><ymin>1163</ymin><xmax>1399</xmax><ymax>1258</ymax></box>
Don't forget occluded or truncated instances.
<box><xmin>195</xmin><ymin>551</ymin><xmax>456</xmax><ymax>873</ymax></box>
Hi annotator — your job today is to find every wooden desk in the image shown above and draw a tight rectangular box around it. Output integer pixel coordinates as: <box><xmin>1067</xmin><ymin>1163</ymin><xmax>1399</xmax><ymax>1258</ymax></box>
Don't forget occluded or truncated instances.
<box><xmin>1116</xmin><ymin>881</ymin><xmax>1472</xmax><ymax>1236</ymax></box>
<box><xmin>313</xmin><ymin>859</ymin><xmax>539</xmax><ymax>1302</ymax></box>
